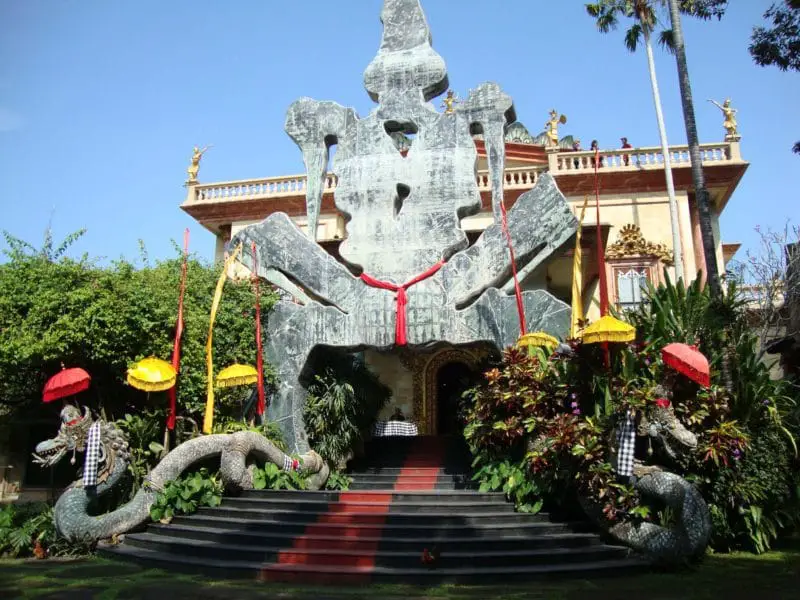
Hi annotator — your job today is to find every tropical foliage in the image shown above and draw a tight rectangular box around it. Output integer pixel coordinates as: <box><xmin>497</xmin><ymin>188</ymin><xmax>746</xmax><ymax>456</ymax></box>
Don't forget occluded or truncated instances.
<box><xmin>0</xmin><ymin>503</ymin><xmax>57</xmax><ymax>558</ymax></box>
<box><xmin>462</xmin><ymin>277</ymin><xmax>800</xmax><ymax>553</ymax></box>
<box><xmin>303</xmin><ymin>351</ymin><xmax>392</xmax><ymax>469</ymax></box>
<box><xmin>0</xmin><ymin>229</ymin><xmax>279</xmax><ymax>427</ymax></box>
<box><xmin>251</xmin><ymin>462</ymin><xmax>308</xmax><ymax>491</ymax></box>
<box><xmin>148</xmin><ymin>468</ymin><xmax>223</xmax><ymax>524</ymax></box>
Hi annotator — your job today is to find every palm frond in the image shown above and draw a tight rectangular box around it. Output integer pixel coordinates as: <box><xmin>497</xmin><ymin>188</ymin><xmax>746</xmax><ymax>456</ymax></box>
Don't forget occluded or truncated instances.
<box><xmin>659</xmin><ymin>29</ymin><xmax>676</xmax><ymax>53</ymax></box>
<box><xmin>624</xmin><ymin>23</ymin><xmax>643</xmax><ymax>52</ymax></box>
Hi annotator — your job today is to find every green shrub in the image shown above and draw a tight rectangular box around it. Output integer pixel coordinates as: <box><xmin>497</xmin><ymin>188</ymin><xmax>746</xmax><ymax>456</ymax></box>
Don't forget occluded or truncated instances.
<box><xmin>303</xmin><ymin>351</ymin><xmax>391</xmax><ymax>468</ymax></box>
<box><xmin>0</xmin><ymin>502</ymin><xmax>56</xmax><ymax>558</ymax></box>
<box><xmin>324</xmin><ymin>471</ymin><xmax>353</xmax><ymax>491</ymax></box>
<box><xmin>252</xmin><ymin>462</ymin><xmax>307</xmax><ymax>491</ymax></box>
<box><xmin>0</xmin><ymin>229</ymin><xmax>279</xmax><ymax>428</ymax></box>
<box><xmin>149</xmin><ymin>468</ymin><xmax>223</xmax><ymax>524</ymax></box>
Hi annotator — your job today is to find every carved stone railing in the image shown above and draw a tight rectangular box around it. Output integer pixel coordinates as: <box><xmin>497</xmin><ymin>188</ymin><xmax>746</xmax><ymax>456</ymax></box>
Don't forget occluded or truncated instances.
<box><xmin>185</xmin><ymin>166</ymin><xmax>546</xmax><ymax>205</ymax></box>
<box><xmin>185</xmin><ymin>141</ymin><xmax>742</xmax><ymax>206</ymax></box>
<box><xmin>552</xmin><ymin>142</ymin><xmax>740</xmax><ymax>173</ymax></box>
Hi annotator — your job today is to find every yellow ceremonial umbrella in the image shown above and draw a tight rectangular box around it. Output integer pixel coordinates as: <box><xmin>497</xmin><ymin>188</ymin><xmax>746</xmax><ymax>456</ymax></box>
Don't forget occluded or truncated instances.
<box><xmin>581</xmin><ymin>315</ymin><xmax>635</xmax><ymax>345</ymax></box>
<box><xmin>516</xmin><ymin>331</ymin><xmax>559</xmax><ymax>354</ymax></box>
<box><xmin>216</xmin><ymin>363</ymin><xmax>258</xmax><ymax>388</ymax></box>
<box><xmin>126</xmin><ymin>357</ymin><xmax>177</xmax><ymax>392</ymax></box>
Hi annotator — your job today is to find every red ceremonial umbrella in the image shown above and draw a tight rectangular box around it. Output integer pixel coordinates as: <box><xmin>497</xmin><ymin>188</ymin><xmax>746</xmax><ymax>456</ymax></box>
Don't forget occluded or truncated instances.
<box><xmin>42</xmin><ymin>365</ymin><xmax>91</xmax><ymax>403</ymax></box>
<box><xmin>661</xmin><ymin>343</ymin><xmax>710</xmax><ymax>387</ymax></box>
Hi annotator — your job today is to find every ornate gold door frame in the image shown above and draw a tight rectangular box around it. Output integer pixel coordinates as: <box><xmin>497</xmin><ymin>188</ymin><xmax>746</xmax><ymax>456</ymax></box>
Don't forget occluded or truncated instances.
<box><xmin>416</xmin><ymin>346</ymin><xmax>489</xmax><ymax>435</ymax></box>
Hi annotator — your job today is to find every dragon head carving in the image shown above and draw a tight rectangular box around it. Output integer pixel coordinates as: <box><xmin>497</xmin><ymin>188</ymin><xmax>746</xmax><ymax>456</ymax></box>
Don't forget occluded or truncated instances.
<box><xmin>639</xmin><ymin>398</ymin><xmax>697</xmax><ymax>461</ymax></box>
<box><xmin>32</xmin><ymin>404</ymin><xmax>130</xmax><ymax>486</ymax></box>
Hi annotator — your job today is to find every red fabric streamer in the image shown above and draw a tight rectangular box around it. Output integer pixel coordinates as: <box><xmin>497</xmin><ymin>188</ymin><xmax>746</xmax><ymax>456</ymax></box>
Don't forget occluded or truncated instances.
<box><xmin>167</xmin><ymin>229</ymin><xmax>190</xmax><ymax>430</ymax></box>
<box><xmin>360</xmin><ymin>260</ymin><xmax>445</xmax><ymax>345</ymax></box>
<box><xmin>498</xmin><ymin>192</ymin><xmax>527</xmax><ymax>335</ymax></box>
<box><xmin>252</xmin><ymin>242</ymin><xmax>266</xmax><ymax>415</ymax></box>
<box><xmin>594</xmin><ymin>149</ymin><xmax>611</xmax><ymax>367</ymax></box>
<box><xmin>594</xmin><ymin>149</ymin><xmax>609</xmax><ymax>316</ymax></box>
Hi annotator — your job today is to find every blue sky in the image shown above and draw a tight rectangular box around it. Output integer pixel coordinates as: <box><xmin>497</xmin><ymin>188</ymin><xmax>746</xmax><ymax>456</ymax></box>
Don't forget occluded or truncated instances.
<box><xmin>0</xmin><ymin>0</ymin><xmax>797</xmax><ymax>264</ymax></box>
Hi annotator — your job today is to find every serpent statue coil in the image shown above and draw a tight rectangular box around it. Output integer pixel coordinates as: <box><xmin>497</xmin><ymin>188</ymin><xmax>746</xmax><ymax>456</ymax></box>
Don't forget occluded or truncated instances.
<box><xmin>33</xmin><ymin>405</ymin><xmax>329</xmax><ymax>542</ymax></box>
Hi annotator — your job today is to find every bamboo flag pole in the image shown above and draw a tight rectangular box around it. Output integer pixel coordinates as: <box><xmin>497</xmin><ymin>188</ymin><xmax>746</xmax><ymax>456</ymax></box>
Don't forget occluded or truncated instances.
<box><xmin>570</xmin><ymin>197</ymin><xmax>590</xmax><ymax>339</ymax></box>
<box><xmin>203</xmin><ymin>243</ymin><xmax>242</xmax><ymax>434</ymax></box>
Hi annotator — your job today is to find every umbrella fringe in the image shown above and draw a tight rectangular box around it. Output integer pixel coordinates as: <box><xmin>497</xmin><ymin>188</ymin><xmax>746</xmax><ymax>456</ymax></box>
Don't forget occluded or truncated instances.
<box><xmin>217</xmin><ymin>375</ymin><xmax>259</xmax><ymax>388</ymax></box>
<box><xmin>126</xmin><ymin>375</ymin><xmax>176</xmax><ymax>393</ymax></box>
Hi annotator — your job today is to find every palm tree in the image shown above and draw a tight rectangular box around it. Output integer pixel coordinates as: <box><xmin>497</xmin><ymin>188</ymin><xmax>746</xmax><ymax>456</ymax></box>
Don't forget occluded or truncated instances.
<box><xmin>586</xmin><ymin>1</ymin><xmax>685</xmax><ymax>282</ymax></box>
<box><xmin>664</xmin><ymin>0</ymin><xmax>734</xmax><ymax>390</ymax></box>
<box><xmin>665</xmin><ymin>0</ymin><xmax>726</xmax><ymax>301</ymax></box>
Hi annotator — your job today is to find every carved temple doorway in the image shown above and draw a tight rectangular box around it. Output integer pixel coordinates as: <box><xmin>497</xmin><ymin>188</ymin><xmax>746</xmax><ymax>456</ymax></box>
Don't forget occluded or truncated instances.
<box><xmin>435</xmin><ymin>362</ymin><xmax>473</xmax><ymax>435</ymax></box>
<box><xmin>420</xmin><ymin>345</ymin><xmax>492</xmax><ymax>435</ymax></box>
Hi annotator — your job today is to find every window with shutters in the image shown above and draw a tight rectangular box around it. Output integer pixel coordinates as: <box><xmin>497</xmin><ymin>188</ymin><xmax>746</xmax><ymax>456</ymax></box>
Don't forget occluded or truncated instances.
<box><xmin>614</xmin><ymin>266</ymin><xmax>650</xmax><ymax>312</ymax></box>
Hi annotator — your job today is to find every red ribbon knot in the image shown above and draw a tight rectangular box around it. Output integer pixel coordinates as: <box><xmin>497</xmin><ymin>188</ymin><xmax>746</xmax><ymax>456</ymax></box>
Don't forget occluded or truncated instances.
<box><xmin>360</xmin><ymin>260</ymin><xmax>445</xmax><ymax>346</ymax></box>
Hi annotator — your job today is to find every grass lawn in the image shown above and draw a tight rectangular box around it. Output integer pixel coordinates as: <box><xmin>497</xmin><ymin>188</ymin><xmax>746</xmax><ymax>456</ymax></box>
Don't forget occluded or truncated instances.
<box><xmin>1</xmin><ymin>544</ymin><xmax>799</xmax><ymax>600</ymax></box>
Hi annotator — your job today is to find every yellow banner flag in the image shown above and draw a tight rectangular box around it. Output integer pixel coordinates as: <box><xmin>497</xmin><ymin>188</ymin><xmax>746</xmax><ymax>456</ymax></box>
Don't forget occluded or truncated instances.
<box><xmin>203</xmin><ymin>243</ymin><xmax>243</xmax><ymax>434</ymax></box>
<box><xmin>570</xmin><ymin>196</ymin><xmax>590</xmax><ymax>339</ymax></box>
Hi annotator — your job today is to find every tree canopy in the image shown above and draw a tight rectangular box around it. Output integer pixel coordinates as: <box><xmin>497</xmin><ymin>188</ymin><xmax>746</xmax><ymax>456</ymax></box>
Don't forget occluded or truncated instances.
<box><xmin>0</xmin><ymin>229</ymin><xmax>278</xmax><ymax>426</ymax></box>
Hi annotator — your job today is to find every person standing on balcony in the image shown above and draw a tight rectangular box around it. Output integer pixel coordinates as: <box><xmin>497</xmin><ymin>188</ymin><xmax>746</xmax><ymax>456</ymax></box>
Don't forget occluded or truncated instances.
<box><xmin>590</xmin><ymin>140</ymin><xmax>603</xmax><ymax>168</ymax></box>
<box><xmin>621</xmin><ymin>137</ymin><xmax>633</xmax><ymax>166</ymax></box>
<box><xmin>572</xmin><ymin>139</ymin><xmax>582</xmax><ymax>169</ymax></box>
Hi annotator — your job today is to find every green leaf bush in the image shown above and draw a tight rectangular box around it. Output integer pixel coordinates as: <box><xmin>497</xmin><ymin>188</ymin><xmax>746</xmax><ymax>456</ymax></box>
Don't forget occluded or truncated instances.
<box><xmin>0</xmin><ymin>229</ymin><xmax>278</xmax><ymax>428</ymax></box>
<box><xmin>149</xmin><ymin>468</ymin><xmax>223</xmax><ymax>524</ymax></box>
<box><xmin>251</xmin><ymin>462</ymin><xmax>307</xmax><ymax>491</ymax></box>
<box><xmin>462</xmin><ymin>276</ymin><xmax>800</xmax><ymax>553</ymax></box>
<box><xmin>303</xmin><ymin>351</ymin><xmax>391</xmax><ymax>469</ymax></box>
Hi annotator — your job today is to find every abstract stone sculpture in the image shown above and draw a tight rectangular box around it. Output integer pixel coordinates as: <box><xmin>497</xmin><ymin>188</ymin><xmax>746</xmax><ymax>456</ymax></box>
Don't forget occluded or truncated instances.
<box><xmin>233</xmin><ymin>0</ymin><xmax>578</xmax><ymax>452</ymax></box>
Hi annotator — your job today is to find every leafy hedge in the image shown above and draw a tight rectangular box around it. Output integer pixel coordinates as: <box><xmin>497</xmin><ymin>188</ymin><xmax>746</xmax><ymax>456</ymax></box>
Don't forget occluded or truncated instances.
<box><xmin>0</xmin><ymin>230</ymin><xmax>278</xmax><ymax>428</ymax></box>
<box><xmin>463</xmin><ymin>277</ymin><xmax>800</xmax><ymax>553</ymax></box>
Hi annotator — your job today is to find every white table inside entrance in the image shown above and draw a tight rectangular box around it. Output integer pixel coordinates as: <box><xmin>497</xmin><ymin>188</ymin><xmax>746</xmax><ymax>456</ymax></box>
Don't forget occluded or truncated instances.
<box><xmin>371</xmin><ymin>420</ymin><xmax>419</xmax><ymax>437</ymax></box>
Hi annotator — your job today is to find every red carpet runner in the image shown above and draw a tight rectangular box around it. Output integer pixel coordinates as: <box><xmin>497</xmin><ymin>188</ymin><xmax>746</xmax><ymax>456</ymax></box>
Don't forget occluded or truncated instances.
<box><xmin>260</xmin><ymin>439</ymin><xmax>446</xmax><ymax>582</ymax></box>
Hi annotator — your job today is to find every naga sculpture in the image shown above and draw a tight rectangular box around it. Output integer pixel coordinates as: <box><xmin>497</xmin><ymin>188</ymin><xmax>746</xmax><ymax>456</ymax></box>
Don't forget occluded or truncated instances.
<box><xmin>602</xmin><ymin>401</ymin><xmax>711</xmax><ymax>562</ymax></box>
<box><xmin>232</xmin><ymin>0</ymin><xmax>578</xmax><ymax>453</ymax></box>
<box><xmin>34</xmin><ymin>405</ymin><xmax>328</xmax><ymax>542</ymax></box>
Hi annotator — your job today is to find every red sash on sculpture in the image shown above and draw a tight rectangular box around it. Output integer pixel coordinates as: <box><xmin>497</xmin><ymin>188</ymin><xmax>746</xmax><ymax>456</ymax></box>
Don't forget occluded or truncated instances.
<box><xmin>360</xmin><ymin>260</ymin><xmax>445</xmax><ymax>346</ymax></box>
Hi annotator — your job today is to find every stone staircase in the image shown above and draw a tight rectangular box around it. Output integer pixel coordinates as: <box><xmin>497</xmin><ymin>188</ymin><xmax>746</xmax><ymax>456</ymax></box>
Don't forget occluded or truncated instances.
<box><xmin>99</xmin><ymin>436</ymin><xmax>646</xmax><ymax>583</ymax></box>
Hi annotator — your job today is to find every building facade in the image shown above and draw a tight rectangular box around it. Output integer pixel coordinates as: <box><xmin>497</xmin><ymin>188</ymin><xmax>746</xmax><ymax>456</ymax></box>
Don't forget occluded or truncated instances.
<box><xmin>179</xmin><ymin>129</ymin><xmax>747</xmax><ymax>433</ymax></box>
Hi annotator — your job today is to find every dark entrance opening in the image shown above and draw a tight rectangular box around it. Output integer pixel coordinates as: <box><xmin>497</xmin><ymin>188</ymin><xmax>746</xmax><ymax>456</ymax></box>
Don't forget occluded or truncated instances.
<box><xmin>436</xmin><ymin>361</ymin><xmax>475</xmax><ymax>435</ymax></box>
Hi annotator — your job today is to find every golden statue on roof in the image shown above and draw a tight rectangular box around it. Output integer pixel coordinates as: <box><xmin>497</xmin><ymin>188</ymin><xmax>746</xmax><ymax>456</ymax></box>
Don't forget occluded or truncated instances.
<box><xmin>545</xmin><ymin>109</ymin><xmax>567</xmax><ymax>147</ymax></box>
<box><xmin>708</xmin><ymin>98</ymin><xmax>739</xmax><ymax>140</ymax></box>
<box><xmin>186</xmin><ymin>145</ymin><xmax>211</xmax><ymax>184</ymax></box>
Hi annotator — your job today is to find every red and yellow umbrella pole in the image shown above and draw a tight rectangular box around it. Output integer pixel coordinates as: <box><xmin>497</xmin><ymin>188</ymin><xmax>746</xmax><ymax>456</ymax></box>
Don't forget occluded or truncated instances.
<box><xmin>203</xmin><ymin>243</ymin><xmax>242</xmax><ymax>434</ymax></box>
<box><xmin>167</xmin><ymin>228</ymin><xmax>189</xmax><ymax>431</ymax></box>
<box><xmin>252</xmin><ymin>242</ymin><xmax>266</xmax><ymax>417</ymax></box>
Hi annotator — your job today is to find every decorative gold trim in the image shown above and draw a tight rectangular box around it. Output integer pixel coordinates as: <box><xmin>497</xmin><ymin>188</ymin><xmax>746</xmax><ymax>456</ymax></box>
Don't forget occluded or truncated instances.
<box><xmin>421</xmin><ymin>345</ymin><xmax>493</xmax><ymax>435</ymax></box>
<box><xmin>606</xmin><ymin>224</ymin><xmax>673</xmax><ymax>266</ymax></box>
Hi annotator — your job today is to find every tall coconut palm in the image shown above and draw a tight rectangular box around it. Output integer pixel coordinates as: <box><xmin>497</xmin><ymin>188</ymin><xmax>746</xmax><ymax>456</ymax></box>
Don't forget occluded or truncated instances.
<box><xmin>586</xmin><ymin>1</ymin><xmax>685</xmax><ymax>282</ymax></box>
<box><xmin>664</xmin><ymin>0</ymin><xmax>734</xmax><ymax>391</ymax></box>
<box><xmin>664</xmin><ymin>0</ymin><xmax>726</xmax><ymax>301</ymax></box>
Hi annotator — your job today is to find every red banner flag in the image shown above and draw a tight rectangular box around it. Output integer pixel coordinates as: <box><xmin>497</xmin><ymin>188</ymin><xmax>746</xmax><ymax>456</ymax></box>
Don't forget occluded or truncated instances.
<box><xmin>167</xmin><ymin>229</ymin><xmax>190</xmax><ymax>430</ymax></box>
<box><xmin>252</xmin><ymin>242</ymin><xmax>266</xmax><ymax>416</ymax></box>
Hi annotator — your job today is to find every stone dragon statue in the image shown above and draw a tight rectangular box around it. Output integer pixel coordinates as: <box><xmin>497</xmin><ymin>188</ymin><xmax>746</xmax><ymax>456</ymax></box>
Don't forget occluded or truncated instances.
<box><xmin>33</xmin><ymin>405</ymin><xmax>328</xmax><ymax>542</ymax></box>
<box><xmin>601</xmin><ymin>401</ymin><xmax>712</xmax><ymax>563</ymax></box>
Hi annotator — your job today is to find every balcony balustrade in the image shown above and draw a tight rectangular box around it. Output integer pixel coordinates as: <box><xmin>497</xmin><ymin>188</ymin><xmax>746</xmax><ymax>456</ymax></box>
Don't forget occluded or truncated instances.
<box><xmin>184</xmin><ymin>141</ymin><xmax>740</xmax><ymax>206</ymax></box>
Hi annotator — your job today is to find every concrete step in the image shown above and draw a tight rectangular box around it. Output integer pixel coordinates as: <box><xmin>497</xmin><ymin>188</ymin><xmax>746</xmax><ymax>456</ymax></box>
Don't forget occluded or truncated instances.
<box><xmin>99</xmin><ymin>543</ymin><xmax>648</xmax><ymax>584</ymax></box>
<box><xmin>170</xmin><ymin>514</ymin><xmax>578</xmax><ymax>538</ymax></box>
<box><xmin>239</xmin><ymin>489</ymin><xmax>498</xmax><ymax>502</ymax></box>
<box><xmin>146</xmin><ymin>522</ymin><xmax>605</xmax><ymax>552</ymax></box>
<box><xmin>198</xmin><ymin>505</ymin><xmax>549</xmax><ymax>526</ymax></box>
<box><xmin>120</xmin><ymin>531</ymin><xmax>630</xmax><ymax>569</ymax></box>
<box><xmin>221</xmin><ymin>497</ymin><xmax>514</xmax><ymax>514</ymax></box>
